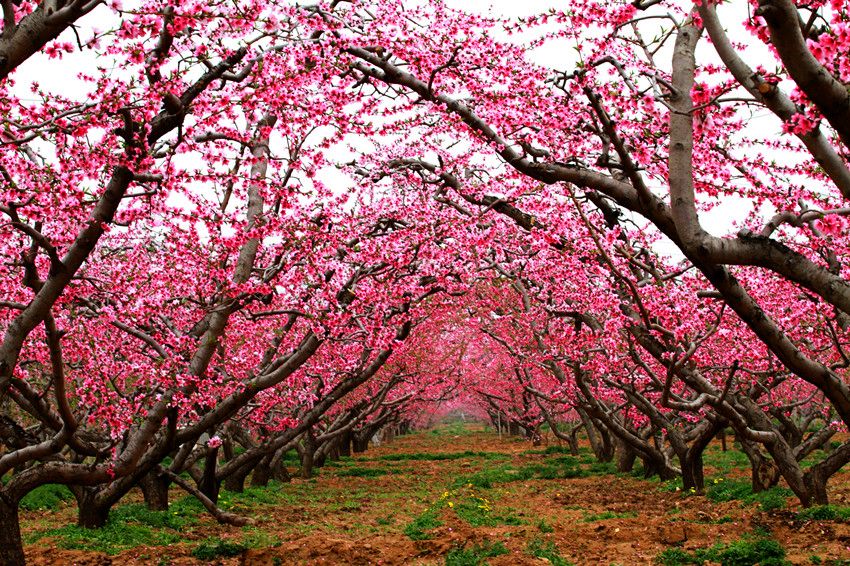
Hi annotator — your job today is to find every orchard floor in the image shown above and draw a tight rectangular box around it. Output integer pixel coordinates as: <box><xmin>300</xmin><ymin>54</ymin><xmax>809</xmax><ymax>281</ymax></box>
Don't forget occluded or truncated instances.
<box><xmin>20</xmin><ymin>423</ymin><xmax>850</xmax><ymax>565</ymax></box>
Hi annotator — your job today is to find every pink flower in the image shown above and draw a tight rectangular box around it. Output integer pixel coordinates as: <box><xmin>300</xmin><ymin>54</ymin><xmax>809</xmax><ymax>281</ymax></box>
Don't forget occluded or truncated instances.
<box><xmin>815</xmin><ymin>215</ymin><xmax>847</xmax><ymax>237</ymax></box>
<box><xmin>207</xmin><ymin>435</ymin><xmax>223</xmax><ymax>449</ymax></box>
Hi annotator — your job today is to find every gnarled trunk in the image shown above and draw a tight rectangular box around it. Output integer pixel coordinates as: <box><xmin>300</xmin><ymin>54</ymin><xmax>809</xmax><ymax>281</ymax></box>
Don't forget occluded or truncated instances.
<box><xmin>0</xmin><ymin>493</ymin><xmax>25</xmax><ymax>566</ymax></box>
<box><xmin>250</xmin><ymin>455</ymin><xmax>274</xmax><ymax>488</ymax></box>
<box><xmin>615</xmin><ymin>438</ymin><xmax>637</xmax><ymax>473</ymax></box>
<box><xmin>738</xmin><ymin>439</ymin><xmax>780</xmax><ymax>493</ymax></box>
<box><xmin>339</xmin><ymin>430</ymin><xmax>352</xmax><ymax>457</ymax></box>
<box><xmin>198</xmin><ymin>447</ymin><xmax>221</xmax><ymax>504</ymax></box>
<box><xmin>140</xmin><ymin>471</ymin><xmax>170</xmax><ymax>511</ymax></box>
<box><xmin>73</xmin><ymin>488</ymin><xmax>110</xmax><ymax>529</ymax></box>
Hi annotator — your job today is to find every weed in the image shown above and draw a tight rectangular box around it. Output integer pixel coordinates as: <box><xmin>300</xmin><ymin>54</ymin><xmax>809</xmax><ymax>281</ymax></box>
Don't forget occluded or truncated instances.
<box><xmin>657</xmin><ymin>535</ymin><xmax>789</xmax><ymax>566</ymax></box>
<box><xmin>111</xmin><ymin>503</ymin><xmax>197</xmax><ymax>530</ymax></box>
<box><xmin>445</xmin><ymin>541</ymin><xmax>508</xmax><ymax>565</ymax></box>
<box><xmin>377</xmin><ymin>451</ymin><xmax>506</xmax><ymax>462</ymax></box>
<box><xmin>706</xmin><ymin>479</ymin><xmax>791</xmax><ymax>511</ymax></box>
<box><xmin>191</xmin><ymin>539</ymin><xmax>247</xmax><ymax>560</ymax></box>
<box><xmin>796</xmin><ymin>505</ymin><xmax>850</xmax><ymax>522</ymax></box>
<box><xmin>19</xmin><ymin>484</ymin><xmax>74</xmax><ymax>511</ymax></box>
<box><xmin>241</xmin><ymin>525</ymin><xmax>281</xmax><ymax>548</ymax></box>
<box><xmin>524</xmin><ymin>446</ymin><xmax>574</xmax><ymax>456</ymax></box>
<box><xmin>26</xmin><ymin>521</ymin><xmax>181</xmax><ymax>554</ymax></box>
<box><xmin>336</xmin><ymin>466</ymin><xmax>395</xmax><ymax>477</ymax></box>
<box><xmin>586</xmin><ymin>461</ymin><xmax>619</xmax><ymax>476</ymax></box>
<box><xmin>538</xmin><ymin>519</ymin><xmax>555</xmax><ymax>533</ymax></box>
<box><xmin>527</xmin><ymin>537</ymin><xmax>573</xmax><ymax>566</ymax></box>
<box><xmin>704</xmin><ymin>449</ymin><xmax>750</xmax><ymax>473</ymax></box>
<box><xmin>404</xmin><ymin>509</ymin><xmax>442</xmax><ymax>540</ymax></box>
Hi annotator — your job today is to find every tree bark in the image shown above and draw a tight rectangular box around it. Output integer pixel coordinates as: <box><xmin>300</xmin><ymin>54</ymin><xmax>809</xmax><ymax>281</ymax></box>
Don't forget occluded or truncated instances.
<box><xmin>139</xmin><ymin>471</ymin><xmax>170</xmax><ymax>511</ymax></box>
<box><xmin>0</xmin><ymin>493</ymin><xmax>25</xmax><ymax>566</ymax></box>
<box><xmin>73</xmin><ymin>488</ymin><xmax>110</xmax><ymax>529</ymax></box>
<box><xmin>198</xmin><ymin>448</ymin><xmax>221</xmax><ymax>504</ymax></box>
<box><xmin>615</xmin><ymin>438</ymin><xmax>637</xmax><ymax>473</ymax></box>
<box><xmin>223</xmin><ymin>463</ymin><xmax>251</xmax><ymax>493</ymax></box>
<box><xmin>250</xmin><ymin>455</ymin><xmax>274</xmax><ymax>488</ymax></box>
<box><xmin>339</xmin><ymin>430</ymin><xmax>352</xmax><ymax>457</ymax></box>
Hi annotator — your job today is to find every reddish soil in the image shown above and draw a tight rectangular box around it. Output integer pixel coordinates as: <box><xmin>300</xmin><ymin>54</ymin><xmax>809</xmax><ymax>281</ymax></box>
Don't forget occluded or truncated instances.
<box><xmin>21</xmin><ymin>425</ymin><xmax>850</xmax><ymax>565</ymax></box>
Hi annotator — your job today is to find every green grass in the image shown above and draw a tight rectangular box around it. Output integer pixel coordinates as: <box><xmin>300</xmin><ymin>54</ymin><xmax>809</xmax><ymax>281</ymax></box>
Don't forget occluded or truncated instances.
<box><xmin>452</xmin><ymin>460</ymin><xmax>593</xmax><ymax>489</ymax></box>
<box><xmin>524</xmin><ymin>446</ymin><xmax>575</xmax><ymax>456</ymax></box>
<box><xmin>657</xmin><ymin>536</ymin><xmax>789</xmax><ymax>566</ymax></box>
<box><xmin>796</xmin><ymin>504</ymin><xmax>850</xmax><ymax>522</ymax></box>
<box><xmin>335</xmin><ymin>466</ymin><xmax>396</xmax><ymax>477</ymax></box>
<box><xmin>217</xmin><ymin>481</ymin><xmax>290</xmax><ymax>510</ymax></box>
<box><xmin>537</xmin><ymin>519</ymin><xmax>555</xmax><ymax>533</ymax></box>
<box><xmin>527</xmin><ymin>538</ymin><xmax>573</xmax><ymax>566</ymax></box>
<box><xmin>445</xmin><ymin>541</ymin><xmax>508</xmax><ymax>565</ymax></box>
<box><xmin>703</xmin><ymin>448</ymin><xmax>750</xmax><ymax>474</ymax></box>
<box><xmin>706</xmin><ymin>479</ymin><xmax>792</xmax><ymax>511</ymax></box>
<box><xmin>404</xmin><ymin>509</ymin><xmax>443</xmax><ymax>540</ymax></box>
<box><xmin>26</xmin><ymin>520</ymin><xmax>182</xmax><ymax>554</ymax></box>
<box><xmin>20</xmin><ymin>484</ymin><xmax>74</xmax><ymax>511</ymax></box>
<box><xmin>191</xmin><ymin>538</ymin><xmax>247</xmax><ymax>560</ymax></box>
<box><xmin>376</xmin><ymin>451</ymin><xmax>507</xmax><ymax>462</ymax></box>
<box><xmin>110</xmin><ymin>502</ymin><xmax>198</xmax><ymax>530</ymax></box>
<box><xmin>582</xmin><ymin>510</ymin><xmax>637</xmax><ymax>522</ymax></box>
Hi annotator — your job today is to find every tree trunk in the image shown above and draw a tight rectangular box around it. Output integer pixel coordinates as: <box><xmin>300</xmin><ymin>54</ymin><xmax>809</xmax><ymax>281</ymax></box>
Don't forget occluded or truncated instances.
<box><xmin>251</xmin><ymin>455</ymin><xmax>274</xmax><ymax>488</ymax></box>
<box><xmin>300</xmin><ymin>447</ymin><xmax>315</xmax><ymax>479</ymax></box>
<box><xmin>223</xmin><ymin>463</ymin><xmax>251</xmax><ymax>493</ymax></box>
<box><xmin>738</xmin><ymin>440</ymin><xmax>780</xmax><ymax>493</ymax></box>
<box><xmin>198</xmin><ymin>448</ymin><xmax>221</xmax><ymax>504</ymax></box>
<box><xmin>680</xmin><ymin>453</ymin><xmax>706</xmax><ymax>493</ymax></box>
<box><xmin>615</xmin><ymin>438</ymin><xmax>637</xmax><ymax>473</ymax></box>
<box><xmin>325</xmin><ymin>439</ymin><xmax>340</xmax><ymax>463</ymax></box>
<box><xmin>804</xmin><ymin>467</ymin><xmax>829</xmax><ymax>506</ymax></box>
<box><xmin>140</xmin><ymin>471</ymin><xmax>170</xmax><ymax>511</ymax></box>
<box><xmin>0</xmin><ymin>493</ymin><xmax>25</xmax><ymax>566</ymax></box>
<box><xmin>274</xmin><ymin>463</ymin><xmax>291</xmax><ymax>483</ymax></box>
<box><xmin>73</xmin><ymin>488</ymin><xmax>111</xmax><ymax>529</ymax></box>
<box><xmin>300</xmin><ymin>430</ymin><xmax>318</xmax><ymax>479</ymax></box>
<box><xmin>567</xmin><ymin>424</ymin><xmax>582</xmax><ymax>456</ymax></box>
<box><xmin>339</xmin><ymin>430</ymin><xmax>352</xmax><ymax>457</ymax></box>
<box><xmin>352</xmin><ymin>433</ymin><xmax>370</xmax><ymax>453</ymax></box>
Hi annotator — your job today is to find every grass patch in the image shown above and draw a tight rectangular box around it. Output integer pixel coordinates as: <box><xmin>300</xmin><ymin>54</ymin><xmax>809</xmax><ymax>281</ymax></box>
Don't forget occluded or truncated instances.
<box><xmin>527</xmin><ymin>538</ymin><xmax>573</xmax><ymax>566</ymax></box>
<box><xmin>445</xmin><ymin>541</ymin><xmax>508</xmax><ymax>565</ymax></box>
<box><xmin>453</xmin><ymin>460</ymin><xmax>593</xmax><ymax>489</ymax></box>
<box><xmin>26</xmin><ymin>521</ymin><xmax>181</xmax><ymax>554</ymax></box>
<box><xmin>336</xmin><ymin>466</ymin><xmax>396</xmax><ymax>477</ymax></box>
<box><xmin>524</xmin><ymin>446</ymin><xmax>574</xmax><ymax>456</ymax></box>
<box><xmin>191</xmin><ymin>539</ymin><xmax>247</xmax><ymax>560</ymax></box>
<box><xmin>376</xmin><ymin>451</ymin><xmax>507</xmax><ymax>462</ymax></box>
<box><xmin>404</xmin><ymin>509</ymin><xmax>442</xmax><ymax>540</ymax></box>
<box><xmin>241</xmin><ymin>525</ymin><xmax>281</xmax><ymax>548</ymax></box>
<box><xmin>796</xmin><ymin>505</ymin><xmax>850</xmax><ymax>522</ymax></box>
<box><xmin>25</xmin><ymin>497</ymin><xmax>207</xmax><ymax>554</ymax></box>
<box><xmin>20</xmin><ymin>484</ymin><xmax>74</xmax><ymax>511</ymax></box>
<box><xmin>706</xmin><ymin>479</ymin><xmax>791</xmax><ymax>511</ymax></box>
<box><xmin>537</xmin><ymin>519</ymin><xmax>555</xmax><ymax>533</ymax></box>
<box><xmin>586</xmin><ymin>461</ymin><xmax>619</xmax><ymax>476</ymax></box>
<box><xmin>582</xmin><ymin>510</ymin><xmax>637</xmax><ymax>522</ymax></box>
<box><xmin>111</xmin><ymin>503</ymin><xmax>198</xmax><ymax>530</ymax></box>
<box><xmin>657</xmin><ymin>535</ymin><xmax>789</xmax><ymax>566</ymax></box>
<box><xmin>704</xmin><ymin>448</ymin><xmax>750</xmax><ymax>474</ymax></box>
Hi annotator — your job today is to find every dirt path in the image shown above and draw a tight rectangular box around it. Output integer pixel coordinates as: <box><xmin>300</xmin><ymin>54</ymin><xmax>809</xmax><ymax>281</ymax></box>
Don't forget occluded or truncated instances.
<box><xmin>21</xmin><ymin>423</ymin><xmax>850</xmax><ymax>565</ymax></box>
